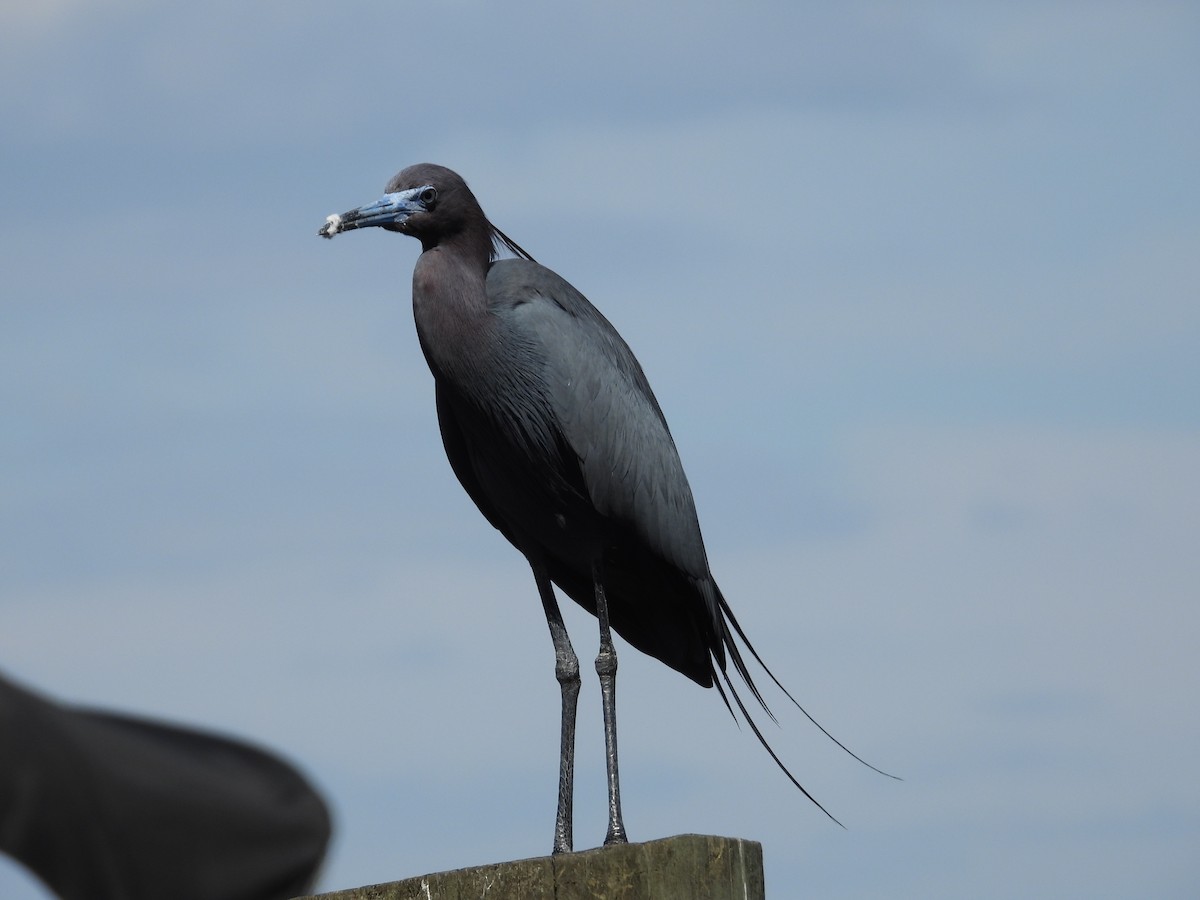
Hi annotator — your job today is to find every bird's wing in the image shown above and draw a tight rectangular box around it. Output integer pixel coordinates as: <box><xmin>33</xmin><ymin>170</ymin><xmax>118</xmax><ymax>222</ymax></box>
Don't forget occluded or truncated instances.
<box><xmin>487</xmin><ymin>260</ymin><xmax>710</xmax><ymax>580</ymax></box>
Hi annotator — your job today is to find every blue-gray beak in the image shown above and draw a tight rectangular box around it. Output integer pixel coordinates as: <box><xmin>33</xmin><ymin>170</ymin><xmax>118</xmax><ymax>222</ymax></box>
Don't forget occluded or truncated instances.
<box><xmin>318</xmin><ymin>185</ymin><xmax>433</xmax><ymax>238</ymax></box>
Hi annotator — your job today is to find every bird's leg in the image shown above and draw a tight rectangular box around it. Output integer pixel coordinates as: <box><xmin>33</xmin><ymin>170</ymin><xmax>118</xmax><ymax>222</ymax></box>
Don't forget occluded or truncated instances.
<box><xmin>593</xmin><ymin>561</ymin><xmax>628</xmax><ymax>846</ymax></box>
<box><xmin>532</xmin><ymin>564</ymin><xmax>580</xmax><ymax>855</ymax></box>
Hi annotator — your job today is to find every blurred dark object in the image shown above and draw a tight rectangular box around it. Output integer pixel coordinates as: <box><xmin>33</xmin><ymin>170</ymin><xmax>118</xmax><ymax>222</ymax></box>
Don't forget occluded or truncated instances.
<box><xmin>0</xmin><ymin>669</ymin><xmax>330</xmax><ymax>900</ymax></box>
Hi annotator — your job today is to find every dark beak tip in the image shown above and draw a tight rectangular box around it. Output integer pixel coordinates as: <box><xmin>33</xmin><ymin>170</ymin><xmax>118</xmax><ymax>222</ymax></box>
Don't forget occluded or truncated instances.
<box><xmin>318</xmin><ymin>214</ymin><xmax>344</xmax><ymax>239</ymax></box>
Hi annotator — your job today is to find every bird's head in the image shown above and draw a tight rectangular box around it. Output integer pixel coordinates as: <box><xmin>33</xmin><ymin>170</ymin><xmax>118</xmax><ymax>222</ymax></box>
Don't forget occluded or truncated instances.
<box><xmin>318</xmin><ymin>163</ymin><xmax>534</xmax><ymax>262</ymax></box>
<box><xmin>319</xmin><ymin>163</ymin><xmax>480</xmax><ymax>250</ymax></box>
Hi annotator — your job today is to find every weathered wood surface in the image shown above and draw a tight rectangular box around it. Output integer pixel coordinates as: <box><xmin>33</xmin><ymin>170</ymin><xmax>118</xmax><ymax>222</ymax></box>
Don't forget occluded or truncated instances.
<box><xmin>294</xmin><ymin>833</ymin><xmax>765</xmax><ymax>900</ymax></box>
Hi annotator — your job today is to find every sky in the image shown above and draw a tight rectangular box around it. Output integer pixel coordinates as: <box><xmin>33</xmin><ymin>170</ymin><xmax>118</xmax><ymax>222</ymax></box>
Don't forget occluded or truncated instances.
<box><xmin>1</xmin><ymin>1</ymin><xmax>1198</xmax><ymax>897</ymax></box>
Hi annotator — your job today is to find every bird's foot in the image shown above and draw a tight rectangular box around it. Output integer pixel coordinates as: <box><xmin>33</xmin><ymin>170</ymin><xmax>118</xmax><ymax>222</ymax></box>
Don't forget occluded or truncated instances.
<box><xmin>603</xmin><ymin>825</ymin><xmax>628</xmax><ymax>846</ymax></box>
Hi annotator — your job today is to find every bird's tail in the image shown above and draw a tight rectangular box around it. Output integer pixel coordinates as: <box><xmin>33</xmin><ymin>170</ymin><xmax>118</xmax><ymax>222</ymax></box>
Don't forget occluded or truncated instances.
<box><xmin>704</xmin><ymin>580</ymin><xmax>900</xmax><ymax>825</ymax></box>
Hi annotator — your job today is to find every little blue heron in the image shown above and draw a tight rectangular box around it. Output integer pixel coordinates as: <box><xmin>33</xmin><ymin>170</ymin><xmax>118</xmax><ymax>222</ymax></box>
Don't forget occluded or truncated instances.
<box><xmin>318</xmin><ymin>163</ymin><xmax>888</xmax><ymax>853</ymax></box>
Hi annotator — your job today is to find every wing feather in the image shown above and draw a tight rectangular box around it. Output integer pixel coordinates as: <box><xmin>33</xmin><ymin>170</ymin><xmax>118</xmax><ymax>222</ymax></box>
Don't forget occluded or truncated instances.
<box><xmin>487</xmin><ymin>260</ymin><xmax>708</xmax><ymax>579</ymax></box>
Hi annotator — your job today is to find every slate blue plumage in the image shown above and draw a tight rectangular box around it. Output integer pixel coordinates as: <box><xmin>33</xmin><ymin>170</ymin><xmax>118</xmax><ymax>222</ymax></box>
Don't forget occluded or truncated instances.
<box><xmin>319</xmin><ymin>163</ymin><xmax>888</xmax><ymax>853</ymax></box>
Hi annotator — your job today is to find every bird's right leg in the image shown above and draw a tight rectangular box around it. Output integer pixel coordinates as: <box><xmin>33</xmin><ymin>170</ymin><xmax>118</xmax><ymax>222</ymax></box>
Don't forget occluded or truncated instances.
<box><xmin>532</xmin><ymin>563</ymin><xmax>580</xmax><ymax>855</ymax></box>
<box><xmin>592</xmin><ymin>560</ymin><xmax>628</xmax><ymax>846</ymax></box>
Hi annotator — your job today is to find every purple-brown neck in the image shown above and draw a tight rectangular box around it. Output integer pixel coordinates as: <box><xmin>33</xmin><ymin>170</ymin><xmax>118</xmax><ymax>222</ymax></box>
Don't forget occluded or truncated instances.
<box><xmin>411</xmin><ymin>235</ymin><xmax>495</xmax><ymax>388</ymax></box>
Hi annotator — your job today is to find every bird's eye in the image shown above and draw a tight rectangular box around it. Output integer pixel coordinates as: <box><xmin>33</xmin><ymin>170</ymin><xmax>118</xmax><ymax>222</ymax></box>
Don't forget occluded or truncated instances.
<box><xmin>419</xmin><ymin>187</ymin><xmax>438</xmax><ymax>207</ymax></box>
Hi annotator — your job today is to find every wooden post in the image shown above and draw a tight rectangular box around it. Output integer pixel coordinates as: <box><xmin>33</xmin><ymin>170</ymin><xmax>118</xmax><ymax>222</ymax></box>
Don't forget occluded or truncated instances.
<box><xmin>294</xmin><ymin>833</ymin><xmax>765</xmax><ymax>900</ymax></box>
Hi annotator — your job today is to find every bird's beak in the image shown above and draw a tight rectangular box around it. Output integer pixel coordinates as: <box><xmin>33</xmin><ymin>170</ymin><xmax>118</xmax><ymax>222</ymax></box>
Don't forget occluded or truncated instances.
<box><xmin>317</xmin><ymin>186</ymin><xmax>429</xmax><ymax>238</ymax></box>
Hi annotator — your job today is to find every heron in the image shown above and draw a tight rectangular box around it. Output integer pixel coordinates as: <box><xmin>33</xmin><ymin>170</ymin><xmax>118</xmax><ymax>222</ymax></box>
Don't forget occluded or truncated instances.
<box><xmin>318</xmin><ymin>163</ymin><xmax>888</xmax><ymax>854</ymax></box>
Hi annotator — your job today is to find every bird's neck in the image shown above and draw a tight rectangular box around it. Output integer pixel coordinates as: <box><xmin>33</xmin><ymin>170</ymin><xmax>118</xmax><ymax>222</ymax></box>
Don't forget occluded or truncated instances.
<box><xmin>411</xmin><ymin>244</ymin><xmax>495</xmax><ymax>385</ymax></box>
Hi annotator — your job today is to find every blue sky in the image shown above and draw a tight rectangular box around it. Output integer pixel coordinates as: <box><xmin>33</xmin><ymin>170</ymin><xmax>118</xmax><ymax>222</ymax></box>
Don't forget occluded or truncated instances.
<box><xmin>2</xmin><ymin>2</ymin><xmax>1198</xmax><ymax>897</ymax></box>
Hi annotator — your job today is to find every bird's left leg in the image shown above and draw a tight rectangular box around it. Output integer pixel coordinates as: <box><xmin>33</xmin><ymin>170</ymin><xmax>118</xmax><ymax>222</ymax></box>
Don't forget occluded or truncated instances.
<box><xmin>593</xmin><ymin>560</ymin><xmax>628</xmax><ymax>846</ymax></box>
<box><xmin>532</xmin><ymin>563</ymin><xmax>580</xmax><ymax>855</ymax></box>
